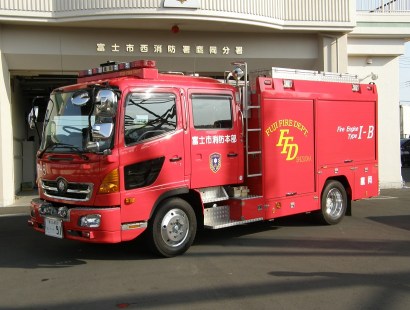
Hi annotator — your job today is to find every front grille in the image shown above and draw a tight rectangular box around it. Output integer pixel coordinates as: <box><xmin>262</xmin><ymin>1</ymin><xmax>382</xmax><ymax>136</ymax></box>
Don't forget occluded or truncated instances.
<box><xmin>42</xmin><ymin>179</ymin><xmax>93</xmax><ymax>201</ymax></box>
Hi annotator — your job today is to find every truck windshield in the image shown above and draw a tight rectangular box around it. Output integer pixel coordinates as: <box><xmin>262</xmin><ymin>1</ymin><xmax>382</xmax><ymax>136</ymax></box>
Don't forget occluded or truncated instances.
<box><xmin>39</xmin><ymin>90</ymin><xmax>112</xmax><ymax>154</ymax></box>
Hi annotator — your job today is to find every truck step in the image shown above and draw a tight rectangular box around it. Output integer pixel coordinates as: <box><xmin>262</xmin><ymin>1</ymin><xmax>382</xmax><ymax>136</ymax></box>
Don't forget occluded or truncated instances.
<box><xmin>204</xmin><ymin>205</ymin><xmax>263</xmax><ymax>229</ymax></box>
<box><xmin>199</xmin><ymin>186</ymin><xmax>229</xmax><ymax>204</ymax></box>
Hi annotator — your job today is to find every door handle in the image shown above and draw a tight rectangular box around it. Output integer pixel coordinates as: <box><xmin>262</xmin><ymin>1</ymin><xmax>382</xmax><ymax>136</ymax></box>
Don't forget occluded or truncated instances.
<box><xmin>227</xmin><ymin>153</ymin><xmax>238</xmax><ymax>158</ymax></box>
<box><xmin>170</xmin><ymin>156</ymin><xmax>182</xmax><ymax>162</ymax></box>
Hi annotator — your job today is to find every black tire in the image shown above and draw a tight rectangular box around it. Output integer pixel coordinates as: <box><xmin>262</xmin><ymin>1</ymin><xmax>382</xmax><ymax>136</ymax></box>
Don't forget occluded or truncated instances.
<box><xmin>148</xmin><ymin>198</ymin><xmax>197</xmax><ymax>257</ymax></box>
<box><xmin>317</xmin><ymin>180</ymin><xmax>347</xmax><ymax>225</ymax></box>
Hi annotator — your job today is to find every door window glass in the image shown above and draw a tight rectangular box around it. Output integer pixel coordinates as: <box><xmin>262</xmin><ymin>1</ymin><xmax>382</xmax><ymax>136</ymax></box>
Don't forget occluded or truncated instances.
<box><xmin>192</xmin><ymin>95</ymin><xmax>232</xmax><ymax>129</ymax></box>
<box><xmin>124</xmin><ymin>93</ymin><xmax>177</xmax><ymax>145</ymax></box>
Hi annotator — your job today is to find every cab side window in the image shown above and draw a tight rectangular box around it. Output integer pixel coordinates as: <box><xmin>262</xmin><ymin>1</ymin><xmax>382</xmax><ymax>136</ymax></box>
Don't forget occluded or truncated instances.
<box><xmin>191</xmin><ymin>95</ymin><xmax>232</xmax><ymax>129</ymax></box>
<box><xmin>124</xmin><ymin>93</ymin><xmax>177</xmax><ymax>145</ymax></box>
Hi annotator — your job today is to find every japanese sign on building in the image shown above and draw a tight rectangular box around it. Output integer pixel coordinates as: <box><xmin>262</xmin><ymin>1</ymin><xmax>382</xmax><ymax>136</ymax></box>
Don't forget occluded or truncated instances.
<box><xmin>96</xmin><ymin>43</ymin><xmax>244</xmax><ymax>56</ymax></box>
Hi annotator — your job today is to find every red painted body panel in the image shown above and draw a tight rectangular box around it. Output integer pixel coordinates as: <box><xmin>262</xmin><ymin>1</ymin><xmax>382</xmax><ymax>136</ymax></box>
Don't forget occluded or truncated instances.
<box><xmin>38</xmin><ymin>153</ymin><xmax>120</xmax><ymax>207</ymax></box>
<box><xmin>316</xmin><ymin>100</ymin><xmax>377</xmax><ymax>165</ymax></box>
<box><xmin>119</xmin><ymin>130</ymin><xmax>187</xmax><ymax>223</ymax></box>
<box><xmin>245</xmin><ymin>77</ymin><xmax>378</xmax><ymax>220</ymax></box>
<box><xmin>187</xmin><ymin>89</ymin><xmax>243</xmax><ymax>188</ymax></box>
<box><xmin>262</xmin><ymin>98</ymin><xmax>315</xmax><ymax>199</ymax></box>
<box><xmin>30</xmin><ymin>199</ymin><xmax>125</xmax><ymax>243</ymax></box>
<box><xmin>229</xmin><ymin>197</ymin><xmax>265</xmax><ymax>221</ymax></box>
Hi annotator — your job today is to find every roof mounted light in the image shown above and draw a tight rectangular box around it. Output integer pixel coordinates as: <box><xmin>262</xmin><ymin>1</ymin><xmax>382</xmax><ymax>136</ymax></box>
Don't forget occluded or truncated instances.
<box><xmin>77</xmin><ymin>60</ymin><xmax>158</xmax><ymax>82</ymax></box>
<box><xmin>92</xmin><ymin>67</ymin><xmax>102</xmax><ymax>75</ymax></box>
<box><xmin>283</xmin><ymin>79</ymin><xmax>294</xmax><ymax>89</ymax></box>
<box><xmin>78</xmin><ymin>69</ymin><xmax>93</xmax><ymax>78</ymax></box>
<box><xmin>130</xmin><ymin>60</ymin><xmax>156</xmax><ymax>69</ymax></box>
<box><xmin>352</xmin><ymin>84</ymin><xmax>360</xmax><ymax>92</ymax></box>
<box><xmin>100</xmin><ymin>61</ymin><xmax>118</xmax><ymax>73</ymax></box>
<box><xmin>77</xmin><ymin>60</ymin><xmax>156</xmax><ymax>77</ymax></box>
<box><xmin>118</xmin><ymin>62</ymin><xmax>131</xmax><ymax>70</ymax></box>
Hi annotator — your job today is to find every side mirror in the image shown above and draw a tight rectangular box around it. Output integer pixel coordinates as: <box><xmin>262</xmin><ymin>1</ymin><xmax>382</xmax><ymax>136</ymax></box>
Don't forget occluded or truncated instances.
<box><xmin>27</xmin><ymin>106</ymin><xmax>38</xmax><ymax>130</ymax></box>
<box><xmin>92</xmin><ymin>123</ymin><xmax>114</xmax><ymax>140</ymax></box>
<box><xmin>71</xmin><ymin>90</ymin><xmax>90</xmax><ymax>106</ymax></box>
<box><xmin>85</xmin><ymin>140</ymin><xmax>112</xmax><ymax>155</ymax></box>
<box><xmin>86</xmin><ymin>141</ymin><xmax>100</xmax><ymax>153</ymax></box>
<box><xmin>95</xmin><ymin>89</ymin><xmax>117</xmax><ymax>117</ymax></box>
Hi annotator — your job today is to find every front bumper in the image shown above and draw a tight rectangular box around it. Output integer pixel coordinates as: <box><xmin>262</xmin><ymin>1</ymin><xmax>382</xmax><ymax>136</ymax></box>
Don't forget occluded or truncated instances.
<box><xmin>28</xmin><ymin>198</ymin><xmax>145</xmax><ymax>243</ymax></box>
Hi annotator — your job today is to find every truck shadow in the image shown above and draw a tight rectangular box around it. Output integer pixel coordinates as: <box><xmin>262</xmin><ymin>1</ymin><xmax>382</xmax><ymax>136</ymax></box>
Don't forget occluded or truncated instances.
<box><xmin>367</xmin><ymin>215</ymin><xmax>410</xmax><ymax>231</ymax></box>
<box><xmin>0</xmin><ymin>215</ymin><xmax>154</xmax><ymax>269</ymax></box>
<box><xmin>2</xmin><ymin>211</ymin><xmax>409</xmax><ymax>269</ymax></box>
<box><xmin>0</xmin><ymin>213</ymin><xmax>322</xmax><ymax>269</ymax></box>
<box><xmin>195</xmin><ymin>213</ymin><xmax>317</xmax><ymax>245</ymax></box>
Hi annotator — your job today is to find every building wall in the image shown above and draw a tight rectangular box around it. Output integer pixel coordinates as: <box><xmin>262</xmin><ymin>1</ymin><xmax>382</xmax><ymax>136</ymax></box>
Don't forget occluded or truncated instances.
<box><xmin>1</xmin><ymin>25</ymin><xmax>321</xmax><ymax>73</ymax></box>
<box><xmin>0</xmin><ymin>24</ymin><xmax>337</xmax><ymax>206</ymax></box>
<box><xmin>0</xmin><ymin>15</ymin><xmax>407</xmax><ymax>205</ymax></box>
<box><xmin>0</xmin><ymin>25</ymin><xmax>15</xmax><ymax>207</ymax></box>
<box><xmin>0</xmin><ymin>0</ymin><xmax>355</xmax><ymax>31</ymax></box>
<box><xmin>348</xmin><ymin>37</ymin><xmax>405</xmax><ymax>188</ymax></box>
<box><xmin>349</xmin><ymin>56</ymin><xmax>402</xmax><ymax>188</ymax></box>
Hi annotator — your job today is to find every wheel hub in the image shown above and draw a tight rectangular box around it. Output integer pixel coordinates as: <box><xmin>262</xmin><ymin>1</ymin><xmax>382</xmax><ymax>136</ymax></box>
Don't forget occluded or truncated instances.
<box><xmin>325</xmin><ymin>188</ymin><xmax>343</xmax><ymax>219</ymax></box>
<box><xmin>160</xmin><ymin>208</ymin><xmax>189</xmax><ymax>247</ymax></box>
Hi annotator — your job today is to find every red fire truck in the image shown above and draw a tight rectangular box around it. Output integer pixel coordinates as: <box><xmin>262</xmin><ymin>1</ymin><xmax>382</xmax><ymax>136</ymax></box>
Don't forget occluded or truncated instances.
<box><xmin>28</xmin><ymin>60</ymin><xmax>378</xmax><ymax>257</ymax></box>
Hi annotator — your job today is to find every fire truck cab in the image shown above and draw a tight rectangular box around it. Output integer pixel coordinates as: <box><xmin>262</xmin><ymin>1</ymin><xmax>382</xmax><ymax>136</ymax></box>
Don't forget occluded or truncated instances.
<box><xmin>28</xmin><ymin>60</ymin><xmax>378</xmax><ymax>257</ymax></box>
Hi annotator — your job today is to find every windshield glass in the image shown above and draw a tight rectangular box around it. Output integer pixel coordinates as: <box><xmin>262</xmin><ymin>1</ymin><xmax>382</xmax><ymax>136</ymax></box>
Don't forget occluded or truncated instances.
<box><xmin>40</xmin><ymin>90</ymin><xmax>113</xmax><ymax>154</ymax></box>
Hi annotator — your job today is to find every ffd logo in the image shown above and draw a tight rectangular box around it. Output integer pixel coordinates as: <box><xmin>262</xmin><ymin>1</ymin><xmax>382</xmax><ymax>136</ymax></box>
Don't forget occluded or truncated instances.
<box><xmin>276</xmin><ymin>129</ymin><xmax>298</xmax><ymax>161</ymax></box>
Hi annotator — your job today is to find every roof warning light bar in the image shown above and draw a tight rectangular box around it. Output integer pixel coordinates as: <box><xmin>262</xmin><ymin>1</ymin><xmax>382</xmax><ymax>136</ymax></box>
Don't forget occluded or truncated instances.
<box><xmin>77</xmin><ymin>60</ymin><xmax>158</xmax><ymax>82</ymax></box>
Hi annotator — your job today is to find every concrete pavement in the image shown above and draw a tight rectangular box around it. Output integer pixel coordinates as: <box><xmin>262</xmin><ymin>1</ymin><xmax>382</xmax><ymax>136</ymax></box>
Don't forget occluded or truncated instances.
<box><xmin>0</xmin><ymin>190</ymin><xmax>35</xmax><ymax>216</ymax></box>
<box><xmin>1</xmin><ymin>183</ymin><xmax>409</xmax><ymax>310</ymax></box>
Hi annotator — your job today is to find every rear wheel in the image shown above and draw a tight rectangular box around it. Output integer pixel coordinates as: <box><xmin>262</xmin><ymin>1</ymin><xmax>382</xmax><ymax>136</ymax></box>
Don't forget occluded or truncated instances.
<box><xmin>148</xmin><ymin>198</ymin><xmax>197</xmax><ymax>257</ymax></box>
<box><xmin>317</xmin><ymin>180</ymin><xmax>347</xmax><ymax>225</ymax></box>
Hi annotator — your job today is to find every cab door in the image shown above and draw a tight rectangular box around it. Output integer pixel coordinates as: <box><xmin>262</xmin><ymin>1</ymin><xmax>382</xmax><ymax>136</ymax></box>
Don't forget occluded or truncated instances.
<box><xmin>119</xmin><ymin>88</ymin><xmax>186</xmax><ymax>222</ymax></box>
<box><xmin>188</xmin><ymin>91</ymin><xmax>243</xmax><ymax>189</ymax></box>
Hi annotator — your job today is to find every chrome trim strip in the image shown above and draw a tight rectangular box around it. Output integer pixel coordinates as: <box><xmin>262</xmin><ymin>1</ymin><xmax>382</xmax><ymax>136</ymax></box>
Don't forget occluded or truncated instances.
<box><xmin>41</xmin><ymin>179</ymin><xmax>94</xmax><ymax>202</ymax></box>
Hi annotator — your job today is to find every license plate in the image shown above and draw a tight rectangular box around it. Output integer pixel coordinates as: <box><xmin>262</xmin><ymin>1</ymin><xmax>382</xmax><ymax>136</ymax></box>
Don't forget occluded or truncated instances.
<box><xmin>45</xmin><ymin>217</ymin><xmax>63</xmax><ymax>239</ymax></box>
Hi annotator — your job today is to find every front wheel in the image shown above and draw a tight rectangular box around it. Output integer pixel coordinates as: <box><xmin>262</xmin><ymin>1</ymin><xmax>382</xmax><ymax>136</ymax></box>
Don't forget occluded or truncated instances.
<box><xmin>316</xmin><ymin>180</ymin><xmax>347</xmax><ymax>225</ymax></box>
<box><xmin>148</xmin><ymin>198</ymin><xmax>197</xmax><ymax>257</ymax></box>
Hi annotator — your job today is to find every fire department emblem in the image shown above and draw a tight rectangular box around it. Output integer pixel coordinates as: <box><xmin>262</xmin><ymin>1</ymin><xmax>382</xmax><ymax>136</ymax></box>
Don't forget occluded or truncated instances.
<box><xmin>209</xmin><ymin>153</ymin><xmax>221</xmax><ymax>173</ymax></box>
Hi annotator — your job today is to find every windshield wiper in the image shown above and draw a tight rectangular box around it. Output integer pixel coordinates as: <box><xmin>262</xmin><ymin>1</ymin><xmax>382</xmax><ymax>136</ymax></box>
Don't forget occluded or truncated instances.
<box><xmin>38</xmin><ymin>142</ymin><xmax>89</xmax><ymax>160</ymax></box>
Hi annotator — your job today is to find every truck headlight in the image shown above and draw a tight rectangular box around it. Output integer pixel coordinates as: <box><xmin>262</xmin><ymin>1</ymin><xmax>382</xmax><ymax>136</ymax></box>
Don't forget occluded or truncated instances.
<box><xmin>79</xmin><ymin>214</ymin><xmax>101</xmax><ymax>228</ymax></box>
<box><xmin>39</xmin><ymin>203</ymin><xmax>56</xmax><ymax>216</ymax></box>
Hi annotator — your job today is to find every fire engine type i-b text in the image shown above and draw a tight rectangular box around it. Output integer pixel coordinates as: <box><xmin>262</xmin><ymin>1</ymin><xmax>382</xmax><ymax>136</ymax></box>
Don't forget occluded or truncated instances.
<box><xmin>27</xmin><ymin>60</ymin><xmax>378</xmax><ymax>257</ymax></box>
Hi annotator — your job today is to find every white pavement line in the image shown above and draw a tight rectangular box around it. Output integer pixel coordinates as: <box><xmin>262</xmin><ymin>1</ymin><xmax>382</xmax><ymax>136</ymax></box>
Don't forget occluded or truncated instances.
<box><xmin>0</xmin><ymin>213</ymin><xmax>28</xmax><ymax>217</ymax></box>
<box><xmin>363</xmin><ymin>196</ymin><xmax>398</xmax><ymax>200</ymax></box>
